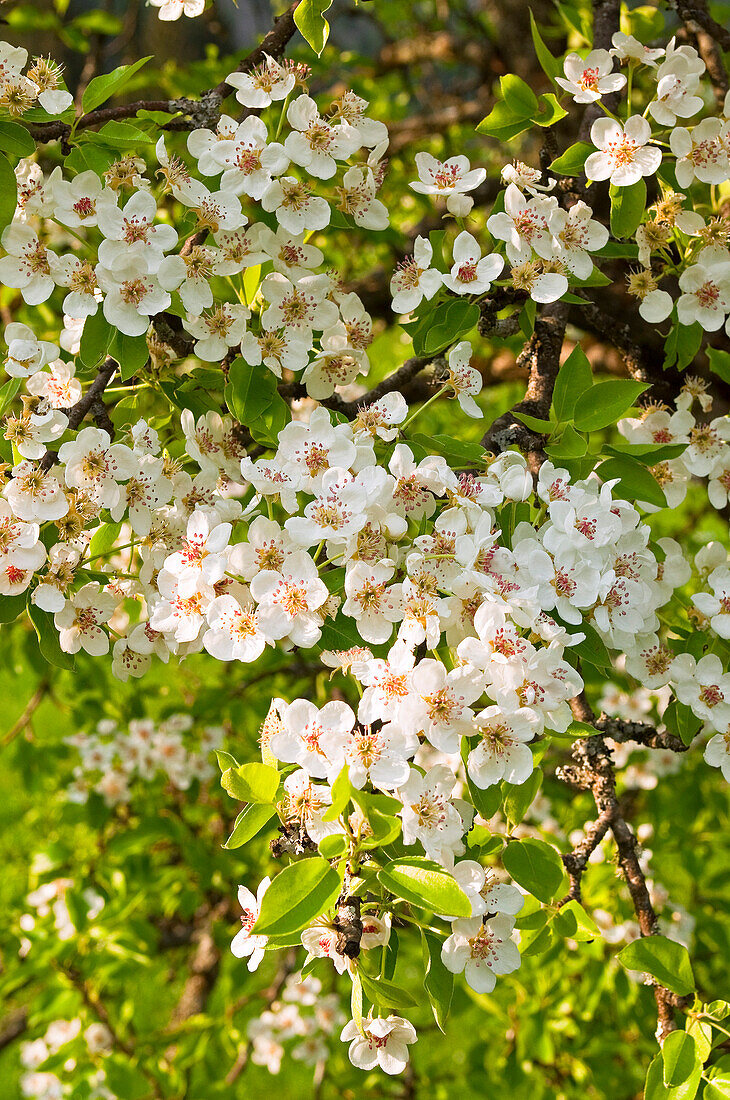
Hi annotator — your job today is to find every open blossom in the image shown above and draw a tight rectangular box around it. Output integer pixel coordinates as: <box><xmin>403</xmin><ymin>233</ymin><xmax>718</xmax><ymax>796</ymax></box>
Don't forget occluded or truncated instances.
<box><xmin>225</xmin><ymin>54</ymin><xmax>295</xmax><ymax>109</ymax></box>
<box><xmin>390</xmin><ymin>235</ymin><xmax>442</xmax><ymax>314</ymax></box>
<box><xmin>270</xmin><ymin>697</ymin><xmax>354</xmax><ymax>778</ymax></box>
<box><xmin>466</xmin><ymin>706</ymin><xmax>539</xmax><ymax>788</ymax></box>
<box><xmin>0</xmin><ymin>224</ymin><xmax>62</xmax><ymax>304</ymax></box>
<box><xmin>231</xmin><ymin>878</ymin><xmax>271</xmax><ymax>971</ymax></box>
<box><xmin>410</xmin><ymin>152</ymin><xmax>486</xmax><ymax>216</ymax></box>
<box><xmin>341</xmin><ymin>1015</ymin><xmax>417</xmax><ymax>1075</ymax></box>
<box><xmin>250</xmin><ymin>550</ymin><xmax>329</xmax><ymax>648</ymax></box>
<box><xmin>441</xmin><ymin>914</ymin><xmax>521</xmax><ymax>992</ymax></box>
<box><xmin>150</xmin><ymin>0</ymin><xmax>204</xmax><ymax>18</ymax></box>
<box><xmin>58</xmin><ymin>426</ymin><xmax>136</xmax><ymax>509</ymax></box>
<box><xmin>54</xmin><ymin>582</ymin><xmax>117</xmax><ymax>656</ymax></box>
<box><xmin>442</xmin><ymin>231</ymin><xmax>504</xmax><ymax>295</ymax></box>
<box><xmin>585</xmin><ymin>115</ymin><xmax>661</xmax><ymax>186</ymax></box>
<box><xmin>556</xmin><ymin>49</ymin><xmax>626</xmax><ymax>103</ymax></box>
<box><xmin>487</xmin><ymin>184</ymin><xmax>553</xmax><ymax>266</ymax></box>
<box><xmin>163</xmin><ymin>510</ymin><xmax>231</xmax><ymax>597</ymax></box>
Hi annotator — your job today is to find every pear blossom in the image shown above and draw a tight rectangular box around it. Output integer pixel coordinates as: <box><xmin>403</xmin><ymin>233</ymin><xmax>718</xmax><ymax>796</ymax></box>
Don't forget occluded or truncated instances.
<box><xmin>389</xmin><ymin>235</ymin><xmax>442</xmax><ymax>314</ymax></box>
<box><xmin>585</xmin><ymin>116</ymin><xmax>661</xmax><ymax>186</ymax></box>
<box><xmin>225</xmin><ymin>55</ymin><xmax>295</xmax><ymax>109</ymax></box>
<box><xmin>410</xmin><ymin>152</ymin><xmax>486</xmax><ymax>216</ymax></box>
<box><xmin>442</xmin><ymin>231</ymin><xmax>504</xmax><ymax>295</ymax></box>
<box><xmin>556</xmin><ymin>49</ymin><xmax>626</xmax><ymax>103</ymax></box>
<box><xmin>262</xmin><ymin>176</ymin><xmax>331</xmax><ymax>234</ymax></box>
<box><xmin>466</xmin><ymin>706</ymin><xmax>539</xmax><ymax>788</ymax></box>
<box><xmin>231</xmin><ymin>878</ymin><xmax>271</xmax><ymax>971</ymax></box>
<box><xmin>340</xmin><ymin>1015</ymin><xmax>417</xmax><ymax>1075</ymax></box>
<box><xmin>441</xmin><ymin>914</ymin><xmax>521</xmax><ymax>992</ymax></box>
<box><xmin>54</xmin><ymin>583</ymin><xmax>117</xmax><ymax>656</ymax></box>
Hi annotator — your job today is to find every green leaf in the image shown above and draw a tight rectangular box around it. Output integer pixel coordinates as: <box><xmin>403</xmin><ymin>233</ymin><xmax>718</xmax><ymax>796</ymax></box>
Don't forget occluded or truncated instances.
<box><xmin>215</xmin><ymin>750</ymin><xmax>239</xmax><ymax>772</ymax></box>
<box><xmin>552</xmin><ymin>344</ymin><xmax>592</xmax><ymax>421</ymax></box>
<box><xmin>662</xmin><ymin>1031</ymin><xmax>698</xmax><ymax>1088</ymax></box>
<box><xmin>572</xmin><ymin>379</ymin><xmax>648</xmax><ymax>431</ymax></box>
<box><xmin>224</xmin><ymin>358</ymin><xmax>287</xmax><ymax>443</ymax></box>
<box><xmin>221</xmin><ymin>762</ymin><xmax>280</xmax><ymax>804</ymax></box>
<box><xmin>476</xmin><ymin>100</ymin><xmax>533</xmax><ymax>142</ymax></box>
<box><xmin>609</xmin><ymin>179</ymin><xmax>647</xmax><ymax>239</ymax></box>
<box><xmin>321</xmin><ymin>765</ymin><xmax>353</xmax><ymax>822</ymax></box>
<box><xmin>533</xmin><ymin>92</ymin><xmax>568</xmax><ymax>127</ymax></box>
<box><xmin>293</xmin><ymin>0</ymin><xmax>334</xmax><ymax>55</ymax></box>
<box><xmin>502</xmin><ymin>767</ymin><xmax>542</xmax><ymax>828</ymax></box>
<box><xmin>502</xmin><ymin>838</ymin><xmax>565</xmax><ymax>903</ymax></box>
<box><xmin>317</xmin><ymin>610</ymin><xmax>365</xmax><ymax>654</ymax></box>
<box><xmin>377</xmin><ymin>857</ymin><xmax>472</xmax><ymax>917</ymax></box>
<box><xmin>663</xmin><ymin>700</ymin><xmax>701</xmax><ymax>747</ymax></box>
<box><xmin>529</xmin><ymin>11</ymin><xmax>562</xmax><ymax>81</ymax></box>
<box><xmin>318</xmin><ymin>833</ymin><xmax>347</xmax><ymax>858</ymax></box>
<box><xmin>617</xmin><ymin>935</ymin><xmax>695</xmax><ymax>996</ymax></box>
<box><xmin>411</xmin><ymin>433</ymin><xmax>487</xmax><ymax>467</ymax></box>
<box><xmin>645</xmin><ymin>1052</ymin><xmax>701</xmax><ymax>1100</ymax></box>
<box><xmin>550</xmin><ymin>142</ymin><xmax>592</xmax><ymax>176</ymax></box>
<box><xmin>422</xmin><ymin>930</ymin><xmax>453</xmax><ymax>1031</ymax></box>
<box><xmin>27</xmin><ymin>603</ymin><xmax>75</xmax><ymax>671</ymax></box>
<box><xmin>79</xmin><ymin>310</ymin><xmax>114</xmax><ymax>371</ymax></box>
<box><xmin>223</xmin><ymin>803</ymin><xmax>276</xmax><ymax>849</ymax></box>
<box><xmin>111</xmin><ymin>330</ymin><xmax>149</xmax><ymax>381</ymax></box>
<box><xmin>604</xmin><ymin>441</ymin><xmax>686</xmax><ymax>465</ymax></box>
<box><xmin>0</xmin><ymin>153</ymin><xmax>18</xmax><ymax>237</ymax></box>
<box><xmin>705</xmin><ymin>1058</ymin><xmax>730</xmax><ymax>1100</ymax></box>
<box><xmin>569</xmin><ymin>620</ymin><xmax>612</xmax><ymax>670</ymax></box>
<box><xmin>553</xmin><ymin>899</ymin><xmax>601</xmax><ymax>942</ymax></box>
<box><xmin>513</xmin><ymin>411</ymin><xmax>554</xmax><ymax>434</ymax></box>
<box><xmin>0</xmin><ymin>377</ymin><xmax>21</xmax><ymax>417</ymax></box>
<box><xmin>550</xmin><ymin>719</ymin><xmax>596</xmax><ymax>740</ymax></box>
<box><xmin>0</xmin><ymin>120</ymin><xmax>35</xmax><ymax>157</ymax></box>
<box><xmin>708</xmin><ymin>347</ymin><xmax>730</xmax><ymax>385</ymax></box>
<box><xmin>82</xmin><ymin>56</ymin><xmax>153</xmax><ymax>114</ymax></box>
<box><xmin>409</xmin><ymin>299</ymin><xmax>480</xmax><ymax>357</ymax></box>
<box><xmin>596</xmin><ymin>456</ymin><xmax>667</xmax><ymax>508</ymax></box>
<box><xmin>88</xmin><ymin>520</ymin><xmax>123</xmax><ymax>560</ymax></box>
<box><xmin>500</xmin><ymin>73</ymin><xmax>539</xmax><ymax>117</ymax></box>
<box><xmin>545</xmin><ymin>423</ymin><xmax>587</xmax><ymax>460</ymax></box>
<box><xmin>0</xmin><ymin>592</ymin><xmax>27</xmax><ymax>624</ymax></box>
<box><xmin>252</xmin><ymin>856</ymin><xmax>343</xmax><ymax>936</ymax></box>
<box><xmin>84</xmin><ymin>121</ymin><xmax>154</xmax><ymax>149</ymax></box>
<box><xmin>359</xmin><ymin>970</ymin><xmax>419</xmax><ymax>1013</ymax></box>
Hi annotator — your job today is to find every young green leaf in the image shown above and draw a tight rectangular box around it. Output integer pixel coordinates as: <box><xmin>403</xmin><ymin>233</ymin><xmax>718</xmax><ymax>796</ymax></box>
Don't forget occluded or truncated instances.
<box><xmin>502</xmin><ymin>838</ymin><xmax>565</xmax><ymax>903</ymax></box>
<box><xmin>552</xmin><ymin>344</ymin><xmax>592</xmax><ymax>421</ymax></box>
<box><xmin>377</xmin><ymin>857</ymin><xmax>472</xmax><ymax>917</ymax></box>
<box><xmin>617</xmin><ymin>935</ymin><xmax>695</xmax><ymax>996</ymax></box>
<box><xmin>0</xmin><ymin>153</ymin><xmax>18</xmax><ymax>237</ymax></box>
<box><xmin>422</xmin><ymin>930</ymin><xmax>453</xmax><ymax>1031</ymax></box>
<box><xmin>609</xmin><ymin>179</ymin><xmax>647</xmax><ymax>239</ymax></box>
<box><xmin>294</xmin><ymin>0</ymin><xmax>334</xmax><ymax>55</ymax></box>
<box><xmin>572</xmin><ymin>379</ymin><xmax>648</xmax><ymax>431</ymax></box>
<box><xmin>223</xmin><ymin>803</ymin><xmax>276</xmax><ymax>849</ymax></box>
<box><xmin>662</xmin><ymin>1031</ymin><xmax>698</xmax><ymax>1088</ymax></box>
<box><xmin>81</xmin><ymin>56</ymin><xmax>153</xmax><ymax>115</ymax></box>
<box><xmin>221</xmin><ymin>762</ymin><xmax>280</xmax><ymax>804</ymax></box>
<box><xmin>252</xmin><ymin>857</ymin><xmax>343</xmax><ymax>936</ymax></box>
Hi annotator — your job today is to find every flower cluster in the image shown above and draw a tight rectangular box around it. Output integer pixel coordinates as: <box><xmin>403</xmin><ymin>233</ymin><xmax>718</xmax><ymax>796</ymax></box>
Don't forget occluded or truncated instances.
<box><xmin>2</xmin><ymin>15</ymin><xmax>730</xmax><ymax>1083</ymax></box>
<box><xmin>243</xmin><ymin>974</ymin><xmax>344</xmax><ymax>1074</ymax></box>
<box><xmin>19</xmin><ymin>1018</ymin><xmax>114</xmax><ymax>1100</ymax></box>
<box><xmin>64</xmin><ymin>713</ymin><xmax>224</xmax><ymax>804</ymax></box>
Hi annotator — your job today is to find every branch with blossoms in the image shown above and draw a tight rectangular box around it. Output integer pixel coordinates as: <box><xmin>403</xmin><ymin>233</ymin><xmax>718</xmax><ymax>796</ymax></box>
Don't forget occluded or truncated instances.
<box><xmin>4</xmin><ymin>0</ymin><xmax>730</xmax><ymax>1091</ymax></box>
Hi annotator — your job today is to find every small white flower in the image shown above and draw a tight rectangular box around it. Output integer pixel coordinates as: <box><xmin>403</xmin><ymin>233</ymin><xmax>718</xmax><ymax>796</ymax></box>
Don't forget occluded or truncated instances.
<box><xmin>585</xmin><ymin>115</ymin><xmax>661</xmax><ymax>186</ymax></box>
<box><xmin>231</xmin><ymin>878</ymin><xmax>271</xmax><ymax>971</ymax></box>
